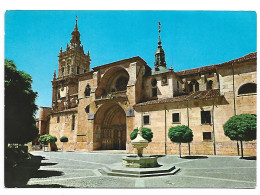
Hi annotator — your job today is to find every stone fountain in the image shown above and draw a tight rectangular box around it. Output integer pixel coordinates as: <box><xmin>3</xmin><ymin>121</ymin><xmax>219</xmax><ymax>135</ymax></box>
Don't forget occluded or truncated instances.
<box><xmin>122</xmin><ymin>127</ymin><xmax>159</xmax><ymax>168</ymax></box>
<box><xmin>98</xmin><ymin>127</ymin><xmax>180</xmax><ymax>177</ymax></box>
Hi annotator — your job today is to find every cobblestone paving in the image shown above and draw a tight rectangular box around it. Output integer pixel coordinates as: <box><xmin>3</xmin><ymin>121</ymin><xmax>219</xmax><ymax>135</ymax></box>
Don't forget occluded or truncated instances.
<box><xmin>27</xmin><ymin>151</ymin><xmax>256</xmax><ymax>188</ymax></box>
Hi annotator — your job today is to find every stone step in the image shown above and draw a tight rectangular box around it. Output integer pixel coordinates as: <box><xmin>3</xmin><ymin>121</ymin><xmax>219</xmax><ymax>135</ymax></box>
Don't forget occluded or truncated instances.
<box><xmin>98</xmin><ymin>164</ymin><xmax>180</xmax><ymax>178</ymax></box>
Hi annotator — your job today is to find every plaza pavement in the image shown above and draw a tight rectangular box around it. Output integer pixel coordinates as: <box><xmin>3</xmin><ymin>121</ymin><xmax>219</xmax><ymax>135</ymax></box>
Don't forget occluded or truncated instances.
<box><xmin>23</xmin><ymin>151</ymin><xmax>256</xmax><ymax>188</ymax></box>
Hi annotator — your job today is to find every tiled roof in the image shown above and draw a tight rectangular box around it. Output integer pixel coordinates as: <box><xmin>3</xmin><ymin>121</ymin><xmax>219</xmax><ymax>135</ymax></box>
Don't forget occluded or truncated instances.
<box><xmin>176</xmin><ymin>65</ymin><xmax>216</xmax><ymax>76</ymax></box>
<box><xmin>176</xmin><ymin>52</ymin><xmax>257</xmax><ymax>76</ymax></box>
<box><xmin>92</xmin><ymin>56</ymin><xmax>147</xmax><ymax>71</ymax></box>
<box><xmin>217</xmin><ymin>52</ymin><xmax>257</xmax><ymax>67</ymax></box>
<box><xmin>134</xmin><ymin>89</ymin><xmax>221</xmax><ymax>107</ymax></box>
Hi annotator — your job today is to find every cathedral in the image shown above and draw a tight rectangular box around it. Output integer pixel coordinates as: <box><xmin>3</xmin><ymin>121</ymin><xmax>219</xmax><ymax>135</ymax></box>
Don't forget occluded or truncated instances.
<box><xmin>37</xmin><ymin>18</ymin><xmax>257</xmax><ymax>156</ymax></box>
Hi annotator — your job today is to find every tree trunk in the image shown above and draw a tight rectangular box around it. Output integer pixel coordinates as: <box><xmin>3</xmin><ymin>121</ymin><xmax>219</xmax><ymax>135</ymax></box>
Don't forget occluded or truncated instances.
<box><xmin>240</xmin><ymin>140</ymin><xmax>244</xmax><ymax>159</ymax></box>
<box><xmin>237</xmin><ymin>141</ymin><xmax>240</xmax><ymax>156</ymax></box>
<box><xmin>62</xmin><ymin>142</ymin><xmax>64</xmax><ymax>151</ymax></box>
<box><xmin>179</xmin><ymin>143</ymin><xmax>182</xmax><ymax>158</ymax></box>
<box><xmin>188</xmin><ymin>143</ymin><xmax>191</xmax><ymax>156</ymax></box>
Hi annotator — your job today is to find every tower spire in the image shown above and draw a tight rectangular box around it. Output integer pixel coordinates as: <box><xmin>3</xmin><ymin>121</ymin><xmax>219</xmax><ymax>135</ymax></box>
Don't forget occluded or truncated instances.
<box><xmin>158</xmin><ymin>21</ymin><xmax>161</xmax><ymax>46</ymax></box>
<box><xmin>70</xmin><ymin>15</ymin><xmax>81</xmax><ymax>46</ymax></box>
<box><xmin>154</xmin><ymin>21</ymin><xmax>167</xmax><ymax>70</ymax></box>
<box><xmin>75</xmin><ymin>15</ymin><xmax>78</xmax><ymax>30</ymax></box>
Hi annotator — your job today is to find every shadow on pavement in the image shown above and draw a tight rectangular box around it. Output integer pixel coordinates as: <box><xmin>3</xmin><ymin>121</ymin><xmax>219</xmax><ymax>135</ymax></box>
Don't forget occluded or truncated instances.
<box><xmin>182</xmin><ymin>156</ymin><xmax>208</xmax><ymax>159</ymax></box>
<box><xmin>25</xmin><ymin>184</ymin><xmax>74</xmax><ymax>188</ymax></box>
<box><xmin>240</xmin><ymin>156</ymin><xmax>256</xmax><ymax>160</ymax></box>
<box><xmin>5</xmin><ymin>154</ymin><xmax>63</xmax><ymax>188</ymax></box>
<box><xmin>40</xmin><ymin>162</ymin><xmax>58</xmax><ymax>166</ymax></box>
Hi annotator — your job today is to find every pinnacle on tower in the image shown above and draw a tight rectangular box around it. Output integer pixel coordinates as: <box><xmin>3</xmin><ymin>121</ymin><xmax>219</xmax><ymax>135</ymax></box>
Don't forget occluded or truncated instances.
<box><xmin>154</xmin><ymin>21</ymin><xmax>167</xmax><ymax>69</ymax></box>
<box><xmin>70</xmin><ymin>15</ymin><xmax>81</xmax><ymax>46</ymax></box>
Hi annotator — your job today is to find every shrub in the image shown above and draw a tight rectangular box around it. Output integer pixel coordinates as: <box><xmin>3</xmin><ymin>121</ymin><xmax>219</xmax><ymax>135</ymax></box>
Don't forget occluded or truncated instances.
<box><xmin>130</xmin><ymin>127</ymin><xmax>153</xmax><ymax>142</ymax></box>
<box><xmin>60</xmin><ymin>136</ymin><xmax>68</xmax><ymax>143</ymax></box>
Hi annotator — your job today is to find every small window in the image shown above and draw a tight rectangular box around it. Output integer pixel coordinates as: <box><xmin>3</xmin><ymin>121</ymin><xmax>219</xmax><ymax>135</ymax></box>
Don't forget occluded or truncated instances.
<box><xmin>72</xmin><ymin>115</ymin><xmax>75</xmax><ymax>130</ymax></box>
<box><xmin>203</xmin><ymin>132</ymin><xmax>212</xmax><ymax>140</ymax></box>
<box><xmin>85</xmin><ymin>105</ymin><xmax>90</xmax><ymax>114</ymax></box>
<box><xmin>57</xmin><ymin>116</ymin><xmax>60</xmax><ymax>123</ymax></box>
<box><xmin>151</xmin><ymin>78</ymin><xmax>157</xmax><ymax>87</ymax></box>
<box><xmin>161</xmin><ymin>76</ymin><xmax>168</xmax><ymax>85</ymax></box>
<box><xmin>77</xmin><ymin>66</ymin><xmax>80</xmax><ymax>74</ymax></box>
<box><xmin>84</xmin><ymin>84</ymin><xmax>91</xmax><ymax>97</ymax></box>
<box><xmin>207</xmin><ymin>80</ymin><xmax>213</xmax><ymax>90</ymax></box>
<box><xmin>238</xmin><ymin>83</ymin><xmax>256</xmax><ymax>95</ymax></box>
<box><xmin>189</xmin><ymin>83</ymin><xmax>193</xmax><ymax>92</ymax></box>
<box><xmin>67</xmin><ymin>66</ymin><xmax>70</xmax><ymax>74</ymax></box>
<box><xmin>201</xmin><ymin>111</ymin><xmax>211</xmax><ymax>124</ymax></box>
<box><xmin>143</xmin><ymin>115</ymin><xmax>150</xmax><ymax>125</ymax></box>
<box><xmin>177</xmin><ymin>81</ymin><xmax>179</xmax><ymax>89</ymax></box>
<box><xmin>152</xmin><ymin>88</ymin><xmax>157</xmax><ymax>97</ymax></box>
<box><xmin>195</xmin><ymin>82</ymin><xmax>199</xmax><ymax>91</ymax></box>
<box><xmin>172</xmin><ymin>113</ymin><xmax>180</xmax><ymax>123</ymax></box>
<box><xmin>61</xmin><ymin>67</ymin><xmax>64</xmax><ymax>75</ymax></box>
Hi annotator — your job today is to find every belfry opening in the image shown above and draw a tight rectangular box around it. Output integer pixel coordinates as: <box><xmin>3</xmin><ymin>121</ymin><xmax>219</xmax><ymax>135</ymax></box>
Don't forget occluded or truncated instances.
<box><xmin>94</xmin><ymin>103</ymin><xmax>126</xmax><ymax>150</ymax></box>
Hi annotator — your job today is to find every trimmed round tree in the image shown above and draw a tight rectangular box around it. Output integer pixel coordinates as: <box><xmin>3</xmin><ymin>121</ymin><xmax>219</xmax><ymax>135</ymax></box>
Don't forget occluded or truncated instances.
<box><xmin>47</xmin><ymin>135</ymin><xmax>57</xmax><ymax>151</ymax></box>
<box><xmin>223</xmin><ymin>114</ymin><xmax>256</xmax><ymax>158</ymax></box>
<box><xmin>130</xmin><ymin>127</ymin><xmax>153</xmax><ymax>142</ymax></box>
<box><xmin>60</xmin><ymin>136</ymin><xmax>69</xmax><ymax>151</ymax></box>
<box><xmin>168</xmin><ymin>125</ymin><xmax>193</xmax><ymax>158</ymax></box>
<box><xmin>38</xmin><ymin>134</ymin><xmax>50</xmax><ymax>151</ymax></box>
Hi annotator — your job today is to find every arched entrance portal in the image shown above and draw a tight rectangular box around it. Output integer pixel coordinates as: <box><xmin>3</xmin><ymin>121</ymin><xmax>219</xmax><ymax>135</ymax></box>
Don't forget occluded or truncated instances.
<box><xmin>94</xmin><ymin>103</ymin><xmax>126</xmax><ymax>150</ymax></box>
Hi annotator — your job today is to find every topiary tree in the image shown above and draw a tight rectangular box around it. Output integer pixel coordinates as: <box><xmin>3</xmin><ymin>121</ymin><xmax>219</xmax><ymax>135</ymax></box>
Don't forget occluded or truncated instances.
<box><xmin>38</xmin><ymin>134</ymin><xmax>57</xmax><ymax>151</ymax></box>
<box><xmin>60</xmin><ymin>136</ymin><xmax>68</xmax><ymax>151</ymax></box>
<box><xmin>168</xmin><ymin>125</ymin><xmax>193</xmax><ymax>158</ymax></box>
<box><xmin>223</xmin><ymin>114</ymin><xmax>256</xmax><ymax>158</ymax></box>
<box><xmin>130</xmin><ymin>127</ymin><xmax>153</xmax><ymax>142</ymax></box>
<box><xmin>38</xmin><ymin>134</ymin><xmax>50</xmax><ymax>151</ymax></box>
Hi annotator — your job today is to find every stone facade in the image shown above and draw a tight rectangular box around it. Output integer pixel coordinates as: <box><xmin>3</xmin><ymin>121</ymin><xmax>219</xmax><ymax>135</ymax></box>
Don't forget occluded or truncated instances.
<box><xmin>38</xmin><ymin>19</ymin><xmax>257</xmax><ymax>156</ymax></box>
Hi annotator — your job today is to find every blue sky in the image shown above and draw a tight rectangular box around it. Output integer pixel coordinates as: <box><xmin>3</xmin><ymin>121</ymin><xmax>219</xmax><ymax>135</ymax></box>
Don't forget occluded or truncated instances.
<box><xmin>5</xmin><ymin>11</ymin><xmax>256</xmax><ymax>115</ymax></box>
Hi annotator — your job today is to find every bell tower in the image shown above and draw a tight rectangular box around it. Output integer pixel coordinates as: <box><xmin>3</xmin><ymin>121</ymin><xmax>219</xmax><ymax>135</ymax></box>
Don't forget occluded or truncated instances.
<box><xmin>57</xmin><ymin>16</ymin><xmax>91</xmax><ymax>78</ymax></box>
<box><xmin>51</xmin><ymin>16</ymin><xmax>91</xmax><ymax>112</ymax></box>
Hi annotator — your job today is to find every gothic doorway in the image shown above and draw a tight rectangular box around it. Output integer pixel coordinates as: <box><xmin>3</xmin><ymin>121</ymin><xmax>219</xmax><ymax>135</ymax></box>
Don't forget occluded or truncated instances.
<box><xmin>94</xmin><ymin>103</ymin><xmax>126</xmax><ymax>150</ymax></box>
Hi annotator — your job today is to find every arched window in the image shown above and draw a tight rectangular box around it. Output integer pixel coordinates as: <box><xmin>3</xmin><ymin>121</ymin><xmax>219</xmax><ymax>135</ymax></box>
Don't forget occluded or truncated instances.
<box><xmin>76</xmin><ymin>66</ymin><xmax>80</xmax><ymax>74</ymax></box>
<box><xmin>189</xmin><ymin>83</ymin><xmax>193</xmax><ymax>92</ymax></box>
<box><xmin>151</xmin><ymin>78</ymin><xmax>157</xmax><ymax>87</ymax></box>
<box><xmin>115</xmin><ymin>77</ymin><xmax>128</xmax><ymax>91</ymax></box>
<box><xmin>84</xmin><ymin>84</ymin><xmax>91</xmax><ymax>97</ymax></box>
<box><xmin>195</xmin><ymin>81</ymin><xmax>199</xmax><ymax>91</ymax></box>
<box><xmin>151</xmin><ymin>78</ymin><xmax>158</xmax><ymax>97</ymax></box>
<box><xmin>85</xmin><ymin>105</ymin><xmax>90</xmax><ymax>114</ymax></box>
<box><xmin>238</xmin><ymin>83</ymin><xmax>256</xmax><ymax>95</ymax></box>
<box><xmin>207</xmin><ymin>80</ymin><xmax>213</xmax><ymax>90</ymax></box>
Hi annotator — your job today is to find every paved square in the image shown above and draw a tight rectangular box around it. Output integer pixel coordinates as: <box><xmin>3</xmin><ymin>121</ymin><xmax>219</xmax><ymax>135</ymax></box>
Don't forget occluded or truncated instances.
<box><xmin>24</xmin><ymin>151</ymin><xmax>256</xmax><ymax>188</ymax></box>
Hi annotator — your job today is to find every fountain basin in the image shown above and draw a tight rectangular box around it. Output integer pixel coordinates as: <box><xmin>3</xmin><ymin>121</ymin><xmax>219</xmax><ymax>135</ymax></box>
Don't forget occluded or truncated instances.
<box><xmin>122</xmin><ymin>155</ymin><xmax>159</xmax><ymax>168</ymax></box>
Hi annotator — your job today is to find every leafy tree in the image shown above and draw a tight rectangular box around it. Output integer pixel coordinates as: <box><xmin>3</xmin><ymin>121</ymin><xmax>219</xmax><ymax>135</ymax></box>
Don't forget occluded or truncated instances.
<box><xmin>223</xmin><ymin>114</ymin><xmax>256</xmax><ymax>158</ymax></box>
<box><xmin>47</xmin><ymin>135</ymin><xmax>57</xmax><ymax>143</ymax></box>
<box><xmin>38</xmin><ymin>134</ymin><xmax>57</xmax><ymax>151</ymax></box>
<box><xmin>130</xmin><ymin>127</ymin><xmax>153</xmax><ymax>142</ymax></box>
<box><xmin>60</xmin><ymin>136</ymin><xmax>68</xmax><ymax>151</ymax></box>
<box><xmin>38</xmin><ymin>134</ymin><xmax>50</xmax><ymax>151</ymax></box>
<box><xmin>5</xmin><ymin>60</ymin><xmax>38</xmax><ymax>146</ymax></box>
<box><xmin>168</xmin><ymin>125</ymin><xmax>193</xmax><ymax>158</ymax></box>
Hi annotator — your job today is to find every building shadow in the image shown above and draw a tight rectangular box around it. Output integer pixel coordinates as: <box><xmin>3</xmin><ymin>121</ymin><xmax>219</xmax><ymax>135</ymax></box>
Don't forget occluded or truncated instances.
<box><xmin>24</xmin><ymin>184</ymin><xmax>75</xmax><ymax>188</ymax></box>
<box><xmin>240</xmin><ymin>156</ymin><xmax>256</xmax><ymax>160</ymax></box>
<box><xmin>40</xmin><ymin>162</ymin><xmax>58</xmax><ymax>166</ymax></box>
<box><xmin>5</xmin><ymin>154</ymin><xmax>63</xmax><ymax>188</ymax></box>
<box><xmin>181</xmin><ymin>155</ymin><xmax>208</xmax><ymax>159</ymax></box>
